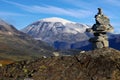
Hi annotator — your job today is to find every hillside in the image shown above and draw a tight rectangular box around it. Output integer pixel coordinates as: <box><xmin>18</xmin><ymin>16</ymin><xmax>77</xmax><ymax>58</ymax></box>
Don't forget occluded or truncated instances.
<box><xmin>0</xmin><ymin>19</ymin><xmax>53</xmax><ymax>62</ymax></box>
<box><xmin>0</xmin><ymin>48</ymin><xmax>120</xmax><ymax>80</ymax></box>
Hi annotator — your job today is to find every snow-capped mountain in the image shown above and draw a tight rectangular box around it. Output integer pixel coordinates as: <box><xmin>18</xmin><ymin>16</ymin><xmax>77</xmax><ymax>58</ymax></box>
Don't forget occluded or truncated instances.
<box><xmin>23</xmin><ymin>17</ymin><xmax>89</xmax><ymax>34</ymax></box>
<box><xmin>22</xmin><ymin>17</ymin><xmax>90</xmax><ymax>50</ymax></box>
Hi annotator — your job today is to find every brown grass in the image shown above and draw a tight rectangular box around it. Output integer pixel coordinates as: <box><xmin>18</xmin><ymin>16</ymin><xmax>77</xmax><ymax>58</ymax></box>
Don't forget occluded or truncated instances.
<box><xmin>0</xmin><ymin>60</ymin><xmax>14</xmax><ymax>65</ymax></box>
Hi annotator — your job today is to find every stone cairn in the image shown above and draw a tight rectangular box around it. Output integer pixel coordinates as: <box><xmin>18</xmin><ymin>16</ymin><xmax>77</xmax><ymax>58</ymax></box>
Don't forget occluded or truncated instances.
<box><xmin>86</xmin><ymin>8</ymin><xmax>114</xmax><ymax>49</ymax></box>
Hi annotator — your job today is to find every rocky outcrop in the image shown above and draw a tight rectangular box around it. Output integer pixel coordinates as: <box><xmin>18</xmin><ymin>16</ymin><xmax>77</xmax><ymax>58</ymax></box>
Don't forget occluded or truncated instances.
<box><xmin>0</xmin><ymin>48</ymin><xmax>120</xmax><ymax>80</ymax></box>
<box><xmin>86</xmin><ymin>8</ymin><xmax>114</xmax><ymax>49</ymax></box>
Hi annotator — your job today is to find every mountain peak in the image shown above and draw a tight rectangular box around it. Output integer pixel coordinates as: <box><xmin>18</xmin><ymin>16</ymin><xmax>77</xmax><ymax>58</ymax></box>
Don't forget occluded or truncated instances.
<box><xmin>41</xmin><ymin>17</ymin><xmax>75</xmax><ymax>25</ymax></box>
<box><xmin>22</xmin><ymin>17</ymin><xmax>89</xmax><ymax>50</ymax></box>
<box><xmin>0</xmin><ymin>19</ymin><xmax>20</xmax><ymax>35</ymax></box>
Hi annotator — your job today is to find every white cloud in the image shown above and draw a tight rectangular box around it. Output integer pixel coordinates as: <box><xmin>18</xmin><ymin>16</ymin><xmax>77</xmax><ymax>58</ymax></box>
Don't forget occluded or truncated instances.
<box><xmin>105</xmin><ymin>0</ymin><xmax>120</xmax><ymax>6</ymax></box>
<box><xmin>0</xmin><ymin>11</ymin><xmax>25</xmax><ymax>16</ymax></box>
<box><xmin>62</xmin><ymin>0</ymin><xmax>104</xmax><ymax>11</ymax></box>
<box><xmin>23</xmin><ymin>5</ymin><xmax>93</xmax><ymax>18</ymax></box>
<box><xmin>1</xmin><ymin>0</ymin><xmax>93</xmax><ymax>18</ymax></box>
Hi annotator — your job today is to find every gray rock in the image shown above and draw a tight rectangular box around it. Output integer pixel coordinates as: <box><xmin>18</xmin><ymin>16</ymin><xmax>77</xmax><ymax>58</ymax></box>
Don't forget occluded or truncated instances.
<box><xmin>86</xmin><ymin>8</ymin><xmax>114</xmax><ymax>49</ymax></box>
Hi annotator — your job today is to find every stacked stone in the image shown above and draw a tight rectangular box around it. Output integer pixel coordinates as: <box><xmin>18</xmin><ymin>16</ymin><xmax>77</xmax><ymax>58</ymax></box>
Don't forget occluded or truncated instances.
<box><xmin>86</xmin><ymin>8</ymin><xmax>114</xmax><ymax>49</ymax></box>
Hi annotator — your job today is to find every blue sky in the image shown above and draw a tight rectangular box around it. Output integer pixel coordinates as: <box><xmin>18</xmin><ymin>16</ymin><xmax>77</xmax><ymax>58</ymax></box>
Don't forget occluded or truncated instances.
<box><xmin>0</xmin><ymin>0</ymin><xmax>120</xmax><ymax>33</ymax></box>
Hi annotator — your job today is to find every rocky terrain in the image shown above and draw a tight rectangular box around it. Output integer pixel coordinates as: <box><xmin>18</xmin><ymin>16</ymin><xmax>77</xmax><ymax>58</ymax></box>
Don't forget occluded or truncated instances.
<box><xmin>0</xmin><ymin>48</ymin><xmax>120</xmax><ymax>80</ymax></box>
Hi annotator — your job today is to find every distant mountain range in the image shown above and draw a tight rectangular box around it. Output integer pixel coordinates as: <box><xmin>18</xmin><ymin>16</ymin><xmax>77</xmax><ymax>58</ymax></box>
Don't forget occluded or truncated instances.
<box><xmin>0</xmin><ymin>19</ymin><xmax>53</xmax><ymax>61</ymax></box>
<box><xmin>22</xmin><ymin>17</ymin><xmax>120</xmax><ymax>50</ymax></box>
<box><xmin>22</xmin><ymin>17</ymin><xmax>90</xmax><ymax>50</ymax></box>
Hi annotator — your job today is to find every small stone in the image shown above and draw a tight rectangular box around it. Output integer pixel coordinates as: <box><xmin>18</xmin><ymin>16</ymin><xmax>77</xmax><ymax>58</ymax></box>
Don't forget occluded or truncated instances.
<box><xmin>96</xmin><ymin>42</ymin><xmax>104</xmax><ymax>48</ymax></box>
<box><xmin>103</xmin><ymin>40</ymin><xmax>109</xmax><ymax>47</ymax></box>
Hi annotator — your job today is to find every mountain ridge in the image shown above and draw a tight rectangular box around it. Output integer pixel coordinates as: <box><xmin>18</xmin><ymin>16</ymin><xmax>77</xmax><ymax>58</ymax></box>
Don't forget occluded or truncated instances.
<box><xmin>0</xmin><ymin>19</ymin><xmax>54</xmax><ymax>61</ymax></box>
<box><xmin>22</xmin><ymin>17</ymin><xmax>90</xmax><ymax>50</ymax></box>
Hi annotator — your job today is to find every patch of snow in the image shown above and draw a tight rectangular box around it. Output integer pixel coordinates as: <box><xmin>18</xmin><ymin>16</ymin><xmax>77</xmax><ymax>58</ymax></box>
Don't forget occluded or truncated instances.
<box><xmin>41</xmin><ymin>17</ymin><xmax>76</xmax><ymax>25</ymax></box>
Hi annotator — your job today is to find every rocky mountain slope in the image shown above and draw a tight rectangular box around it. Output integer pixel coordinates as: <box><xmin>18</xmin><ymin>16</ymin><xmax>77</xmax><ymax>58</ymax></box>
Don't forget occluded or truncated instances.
<box><xmin>22</xmin><ymin>17</ymin><xmax>90</xmax><ymax>50</ymax></box>
<box><xmin>0</xmin><ymin>48</ymin><xmax>120</xmax><ymax>80</ymax></box>
<box><xmin>0</xmin><ymin>19</ymin><xmax>53</xmax><ymax>62</ymax></box>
